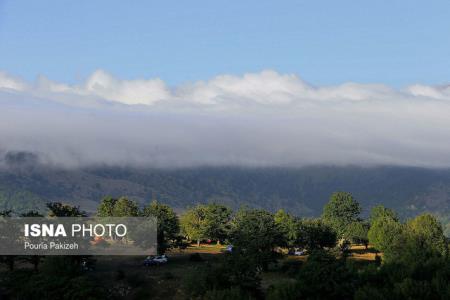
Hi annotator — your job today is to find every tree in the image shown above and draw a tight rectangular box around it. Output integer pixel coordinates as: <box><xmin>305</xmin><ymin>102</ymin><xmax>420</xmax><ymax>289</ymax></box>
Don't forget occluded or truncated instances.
<box><xmin>295</xmin><ymin>250</ymin><xmax>356</xmax><ymax>299</ymax></box>
<box><xmin>96</xmin><ymin>196</ymin><xmax>118</xmax><ymax>217</ymax></box>
<box><xmin>202</xmin><ymin>203</ymin><xmax>233</xmax><ymax>244</ymax></box>
<box><xmin>181</xmin><ymin>205</ymin><xmax>208</xmax><ymax>246</ymax></box>
<box><xmin>0</xmin><ymin>210</ymin><xmax>12</xmax><ymax>217</ymax></box>
<box><xmin>20</xmin><ymin>210</ymin><xmax>43</xmax><ymax>217</ymax></box>
<box><xmin>180</xmin><ymin>203</ymin><xmax>232</xmax><ymax>246</ymax></box>
<box><xmin>230</xmin><ymin>208</ymin><xmax>280</xmax><ymax>270</ymax></box>
<box><xmin>322</xmin><ymin>192</ymin><xmax>361</xmax><ymax>237</ymax></box>
<box><xmin>345</xmin><ymin>221</ymin><xmax>369</xmax><ymax>249</ymax></box>
<box><xmin>369</xmin><ymin>205</ymin><xmax>398</xmax><ymax>224</ymax></box>
<box><xmin>112</xmin><ymin>197</ymin><xmax>139</xmax><ymax>217</ymax></box>
<box><xmin>46</xmin><ymin>202</ymin><xmax>87</xmax><ymax>217</ymax></box>
<box><xmin>297</xmin><ymin>219</ymin><xmax>337</xmax><ymax>250</ymax></box>
<box><xmin>407</xmin><ymin>213</ymin><xmax>447</xmax><ymax>256</ymax></box>
<box><xmin>274</xmin><ymin>209</ymin><xmax>298</xmax><ymax>249</ymax></box>
<box><xmin>368</xmin><ymin>215</ymin><xmax>404</xmax><ymax>262</ymax></box>
<box><xmin>143</xmin><ymin>200</ymin><xmax>180</xmax><ymax>254</ymax></box>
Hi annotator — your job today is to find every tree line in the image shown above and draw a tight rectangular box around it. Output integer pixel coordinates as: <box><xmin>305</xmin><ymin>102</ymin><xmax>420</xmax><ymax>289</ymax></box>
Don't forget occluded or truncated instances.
<box><xmin>1</xmin><ymin>191</ymin><xmax>450</xmax><ymax>299</ymax></box>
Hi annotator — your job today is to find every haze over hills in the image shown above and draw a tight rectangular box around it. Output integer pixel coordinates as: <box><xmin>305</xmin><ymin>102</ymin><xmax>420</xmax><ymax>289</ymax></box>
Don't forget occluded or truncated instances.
<box><xmin>2</xmin><ymin>70</ymin><xmax>450</xmax><ymax>223</ymax></box>
<box><xmin>1</xmin><ymin>154</ymin><xmax>450</xmax><ymax>221</ymax></box>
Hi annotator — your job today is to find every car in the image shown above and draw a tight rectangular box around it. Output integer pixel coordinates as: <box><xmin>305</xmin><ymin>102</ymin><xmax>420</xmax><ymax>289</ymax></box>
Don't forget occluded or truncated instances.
<box><xmin>288</xmin><ymin>248</ymin><xmax>307</xmax><ymax>256</ymax></box>
<box><xmin>293</xmin><ymin>249</ymin><xmax>306</xmax><ymax>256</ymax></box>
<box><xmin>143</xmin><ymin>254</ymin><xmax>168</xmax><ymax>266</ymax></box>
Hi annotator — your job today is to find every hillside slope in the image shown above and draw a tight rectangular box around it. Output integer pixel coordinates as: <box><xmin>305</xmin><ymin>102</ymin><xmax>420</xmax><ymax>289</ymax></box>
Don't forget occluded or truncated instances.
<box><xmin>1</xmin><ymin>165</ymin><xmax>450</xmax><ymax>217</ymax></box>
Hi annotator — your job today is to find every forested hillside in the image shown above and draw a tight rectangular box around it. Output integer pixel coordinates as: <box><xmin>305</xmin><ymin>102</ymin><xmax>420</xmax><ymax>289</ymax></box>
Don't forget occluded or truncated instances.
<box><xmin>1</xmin><ymin>164</ymin><xmax>450</xmax><ymax>219</ymax></box>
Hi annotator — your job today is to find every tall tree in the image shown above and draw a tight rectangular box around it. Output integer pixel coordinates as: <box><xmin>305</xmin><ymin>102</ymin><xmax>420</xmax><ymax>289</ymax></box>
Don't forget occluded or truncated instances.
<box><xmin>345</xmin><ymin>221</ymin><xmax>369</xmax><ymax>249</ymax></box>
<box><xmin>322</xmin><ymin>192</ymin><xmax>361</xmax><ymax>237</ymax></box>
<box><xmin>112</xmin><ymin>197</ymin><xmax>139</xmax><ymax>217</ymax></box>
<box><xmin>369</xmin><ymin>205</ymin><xmax>398</xmax><ymax>224</ymax></box>
<box><xmin>297</xmin><ymin>218</ymin><xmax>337</xmax><ymax>250</ymax></box>
<box><xmin>274</xmin><ymin>209</ymin><xmax>298</xmax><ymax>249</ymax></box>
<box><xmin>143</xmin><ymin>200</ymin><xmax>180</xmax><ymax>254</ymax></box>
<box><xmin>230</xmin><ymin>208</ymin><xmax>280</xmax><ymax>270</ymax></box>
<box><xmin>407</xmin><ymin>213</ymin><xmax>447</xmax><ymax>256</ymax></box>
<box><xmin>97</xmin><ymin>196</ymin><xmax>118</xmax><ymax>217</ymax></box>
<box><xmin>368</xmin><ymin>214</ymin><xmax>404</xmax><ymax>260</ymax></box>
<box><xmin>181</xmin><ymin>205</ymin><xmax>207</xmax><ymax>246</ymax></box>
<box><xmin>203</xmin><ymin>203</ymin><xmax>233</xmax><ymax>244</ymax></box>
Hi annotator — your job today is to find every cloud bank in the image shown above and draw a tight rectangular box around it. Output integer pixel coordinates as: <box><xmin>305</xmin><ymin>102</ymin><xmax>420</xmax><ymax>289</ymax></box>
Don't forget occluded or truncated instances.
<box><xmin>1</xmin><ymin>70</ymin><xmax>450</xmax><ymax>168</ymax></box>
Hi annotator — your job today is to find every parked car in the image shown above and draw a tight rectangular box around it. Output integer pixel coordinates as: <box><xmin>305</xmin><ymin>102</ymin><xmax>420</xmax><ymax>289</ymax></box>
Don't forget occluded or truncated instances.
<box><xmin>294</xmin><ymin>249</ymin><xmax>307</xmax><ymax>256</ymax></box>
<box><xmin>288</xmin><ymin>248</ymin><xmax>307</xmax><ymax>256</ymax></box>
<box><xmin>143</xmin><ymin>254</ymin><xmax>168</xmax><ymax>266</ymax></box>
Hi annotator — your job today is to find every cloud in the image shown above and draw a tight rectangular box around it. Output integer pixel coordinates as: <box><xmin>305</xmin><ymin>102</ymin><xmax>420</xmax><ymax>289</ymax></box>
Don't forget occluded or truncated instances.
<box><xmin>0</xmin><ymin>69</ymin><xmax>450</xmax><ymax>169</ymax></box>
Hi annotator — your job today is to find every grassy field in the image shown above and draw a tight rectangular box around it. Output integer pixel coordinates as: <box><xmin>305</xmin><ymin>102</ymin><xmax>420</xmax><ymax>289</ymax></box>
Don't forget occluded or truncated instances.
<box><xmin>1</xmin><ymin>244</ymin><xmax>377</xmax><ymax>299</ymax></box>
<box><xmin>87</xmin><ymin>243</ymin><xmax>377</xmax><ymax>299</ymax></box>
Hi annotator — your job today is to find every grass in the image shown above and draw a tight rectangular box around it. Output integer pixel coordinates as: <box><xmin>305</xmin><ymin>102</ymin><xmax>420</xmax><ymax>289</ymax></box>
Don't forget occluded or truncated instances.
<box><xmin>1</xmin><ymin>243</ymin><xmax>378</xmax><ymax>299</ymax></box>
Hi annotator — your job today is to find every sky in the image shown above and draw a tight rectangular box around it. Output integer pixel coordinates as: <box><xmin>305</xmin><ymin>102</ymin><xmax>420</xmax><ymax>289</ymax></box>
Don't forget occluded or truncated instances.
<box><xmin>1</xmin><ymin>1</ymin><xmax>450</xmax><ymax>169</ymax></box>
<box><xmin>1</xmin><ymin>0</ymin><xmax>450</xmax><ymax>86</ymax></box>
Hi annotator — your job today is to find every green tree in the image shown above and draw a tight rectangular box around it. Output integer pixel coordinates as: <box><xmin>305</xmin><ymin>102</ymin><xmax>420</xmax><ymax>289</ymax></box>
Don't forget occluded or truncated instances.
<box><xmin>230</xmin><ymin>208</ymin><xmax>280</xmax><ymax>270</ymax></box>
<box><xmin>96</xmin><ymin>196</ymin><xmax>118</xmax><ymax>217</ymax></box>
<box><xmin>407</xmin><ymin>213</ymin><xmax>447</xmax><ymax>256</ymax></box>
<box><xmin>297</xmin><ymin>219</ymin><xmax>337</xmax><ymax>250</ymax></box>
<box><xmin>345</xmin><ymin>221</ymin><xmax>370</xmax><ymax>249</ymax></box>
<box><xmin>46</xmin><ymin>202</ymin><xmax>87</xmax><ymax>217</ymax></box>
<box><xmin>202</xmin><ymin>203</ymin><xmax>233</xmax><ymax>244</ymax></box>
<box><xmin>142</xmin><ymin>200</ymin><xmax>180</xmax><ymax>254</ymax></box>
<box><xmin>112</xmin><ymin>197</ymin><xmax>139</xmax><ymax>217</ymax></box>
<box><xmin>322</xmin><ymin>192</ymin><xmax>361</xmax><ymax>237</ymax></box>
<box><xmin>295</xmin><ymin>250</ymin><xmax>356</xmax><ymax>299</ymax></box>
<box><xmin>368</xmin><ymin>214</ymin><xmax>404</xmax><ymax>262</ymax></box>
<box><xmin>370</xmin><ymin>205</ymin><xmax>398</xmax><ymax>224</ymax></box>
<box><xmin>274</xmin><ymin>209</ymin><xmax>298</xmax><ymax>249</ymax></box>
<box><xmin>181</xmin><ymin>205</ymin><xmax>208</xmax><ymax>246</ymax></box>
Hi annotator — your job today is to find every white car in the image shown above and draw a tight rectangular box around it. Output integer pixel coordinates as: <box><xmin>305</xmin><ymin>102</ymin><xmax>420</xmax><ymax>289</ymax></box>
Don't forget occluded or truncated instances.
<box><xmin>294</xmin><ymin>250</ymin><xmax>306</xmax><ymax>256</ymax></box>
<box><xmin>143</xmin><ymin>254</ymin><xmax>168</xmax><ymax>266</ymax></box>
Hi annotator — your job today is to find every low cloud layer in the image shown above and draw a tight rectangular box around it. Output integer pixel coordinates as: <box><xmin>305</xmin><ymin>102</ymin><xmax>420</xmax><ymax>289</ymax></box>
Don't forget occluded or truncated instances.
<box><xmin>1</xmin><ymin>70</ymin><xmax>450</xmax><ymax>168</ymax></box>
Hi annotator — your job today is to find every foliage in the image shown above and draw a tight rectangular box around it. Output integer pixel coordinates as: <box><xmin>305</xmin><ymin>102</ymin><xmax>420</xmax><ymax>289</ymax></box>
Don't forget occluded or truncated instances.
<box><xmin>142</xmin><ymin>200</ymin><xmax>180</xmax><ymax>254</ymax></box>
<box><xmin>274</xmin><ymin>209</ymin><xmax>298</xmax><ymax>248</ymax></box>
<box><xmin>180</xmin><ymin>205</ymin><xmax>208</xmax><ymax>245</ymax></box>
<box><xmin>183</xmin><ymin>252</ymin><xmax>262</xmax><ymax>299</ymax></box>
<box><xmin>295</xmin><ymin>250</ymin><xmax>356</xmax><ymax>300</ymax></box>
<box><xmin>230</xmin><ymin>208</ymin><xmax>281</xmax><ymax>270</ymax></box>
<box><xmin>111</xmin><ymin>197</ymin><xmax>139</xmax><ymax>217</ymax></box>
<box><xmin>407</xmin><ymin>213</ymin><xmax>447</xmax><ymax>256</ymax></box>
<box><xmin>96</xmin><ymin>196</ymin><xmax>118</xmax><ymax>217</ymax></box>
<box><xmin>367</xmin><ymin>214</ymin><xmax>404</xmax><ymax>259</ymax></box>
<box><xmin>297</xmin><ymin>218</ymin><xmax>337</xmax><ymax>250</ymax></box>
<box><xmin>46</xmin><ymin>202</ymin><xmax>87</xmax><ymax>217</ymax></box>
<box><xmin>180</xmin><ymin>203</ymin><xmax>232</xmax><ymax>245</ymax></box>
<box><xmin>322</xmin><ymin>191</ymin><xmax>361</xmax><ymax>237</ymax></box>
<box><xmin>370</xmin><ymin>205</ymin><xmax>399</xmax><ymax>224</ymax></box>
<box><xmin>345</xmin><ymin>221</ymin><xmax>369</xmax><ymax>247</ymax></box>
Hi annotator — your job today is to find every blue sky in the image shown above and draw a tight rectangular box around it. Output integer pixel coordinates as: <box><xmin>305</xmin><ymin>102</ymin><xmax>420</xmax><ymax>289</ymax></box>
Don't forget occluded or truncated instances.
<box><xmin>0</xmin><ymin>0</ymin><xmax>449</xmax><ymax>87</ymax></box>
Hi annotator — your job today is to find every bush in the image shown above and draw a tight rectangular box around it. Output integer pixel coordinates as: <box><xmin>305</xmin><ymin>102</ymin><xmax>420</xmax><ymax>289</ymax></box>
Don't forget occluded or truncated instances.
<box><xmin>203</xmin><ymin>287</ymin><xmax>253</xmax><ymax>300</ymax></box>
<box><xmin>266</xmin><ymin>282</ymin><xmax>301</xmax><ymax>300</ymax></box>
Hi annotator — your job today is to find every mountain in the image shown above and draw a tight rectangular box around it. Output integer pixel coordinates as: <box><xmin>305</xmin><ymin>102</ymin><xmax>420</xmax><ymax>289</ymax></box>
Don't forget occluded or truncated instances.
<box><xmin>1</xmin><ymin>164</ymin><xmax>450</xmax><ymax>219</ymax></box>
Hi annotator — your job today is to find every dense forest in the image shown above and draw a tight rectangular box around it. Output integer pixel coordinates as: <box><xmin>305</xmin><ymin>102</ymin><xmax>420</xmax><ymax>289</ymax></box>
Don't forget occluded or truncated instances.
<box><xmin>2</xmin><ymin>164</ymin><xmax>450</xmax><ymax>218</ymax></box>
<box><xmin>1</xmin><ymin>192</ymin><xmax>450</xmax><ymax>299</ymax></box>
<box><xmin>2</xmin><ymin>162</ymin><xmax>450</xmax><ymax>239</ymax></box>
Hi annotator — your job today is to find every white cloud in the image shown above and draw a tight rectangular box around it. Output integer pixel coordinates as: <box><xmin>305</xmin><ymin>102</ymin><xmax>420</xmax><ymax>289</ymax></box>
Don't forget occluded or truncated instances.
<box><xmin>0</xmin><ymin>69</ymin><xmax>450</xmax><ymax>168</ymax></box>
